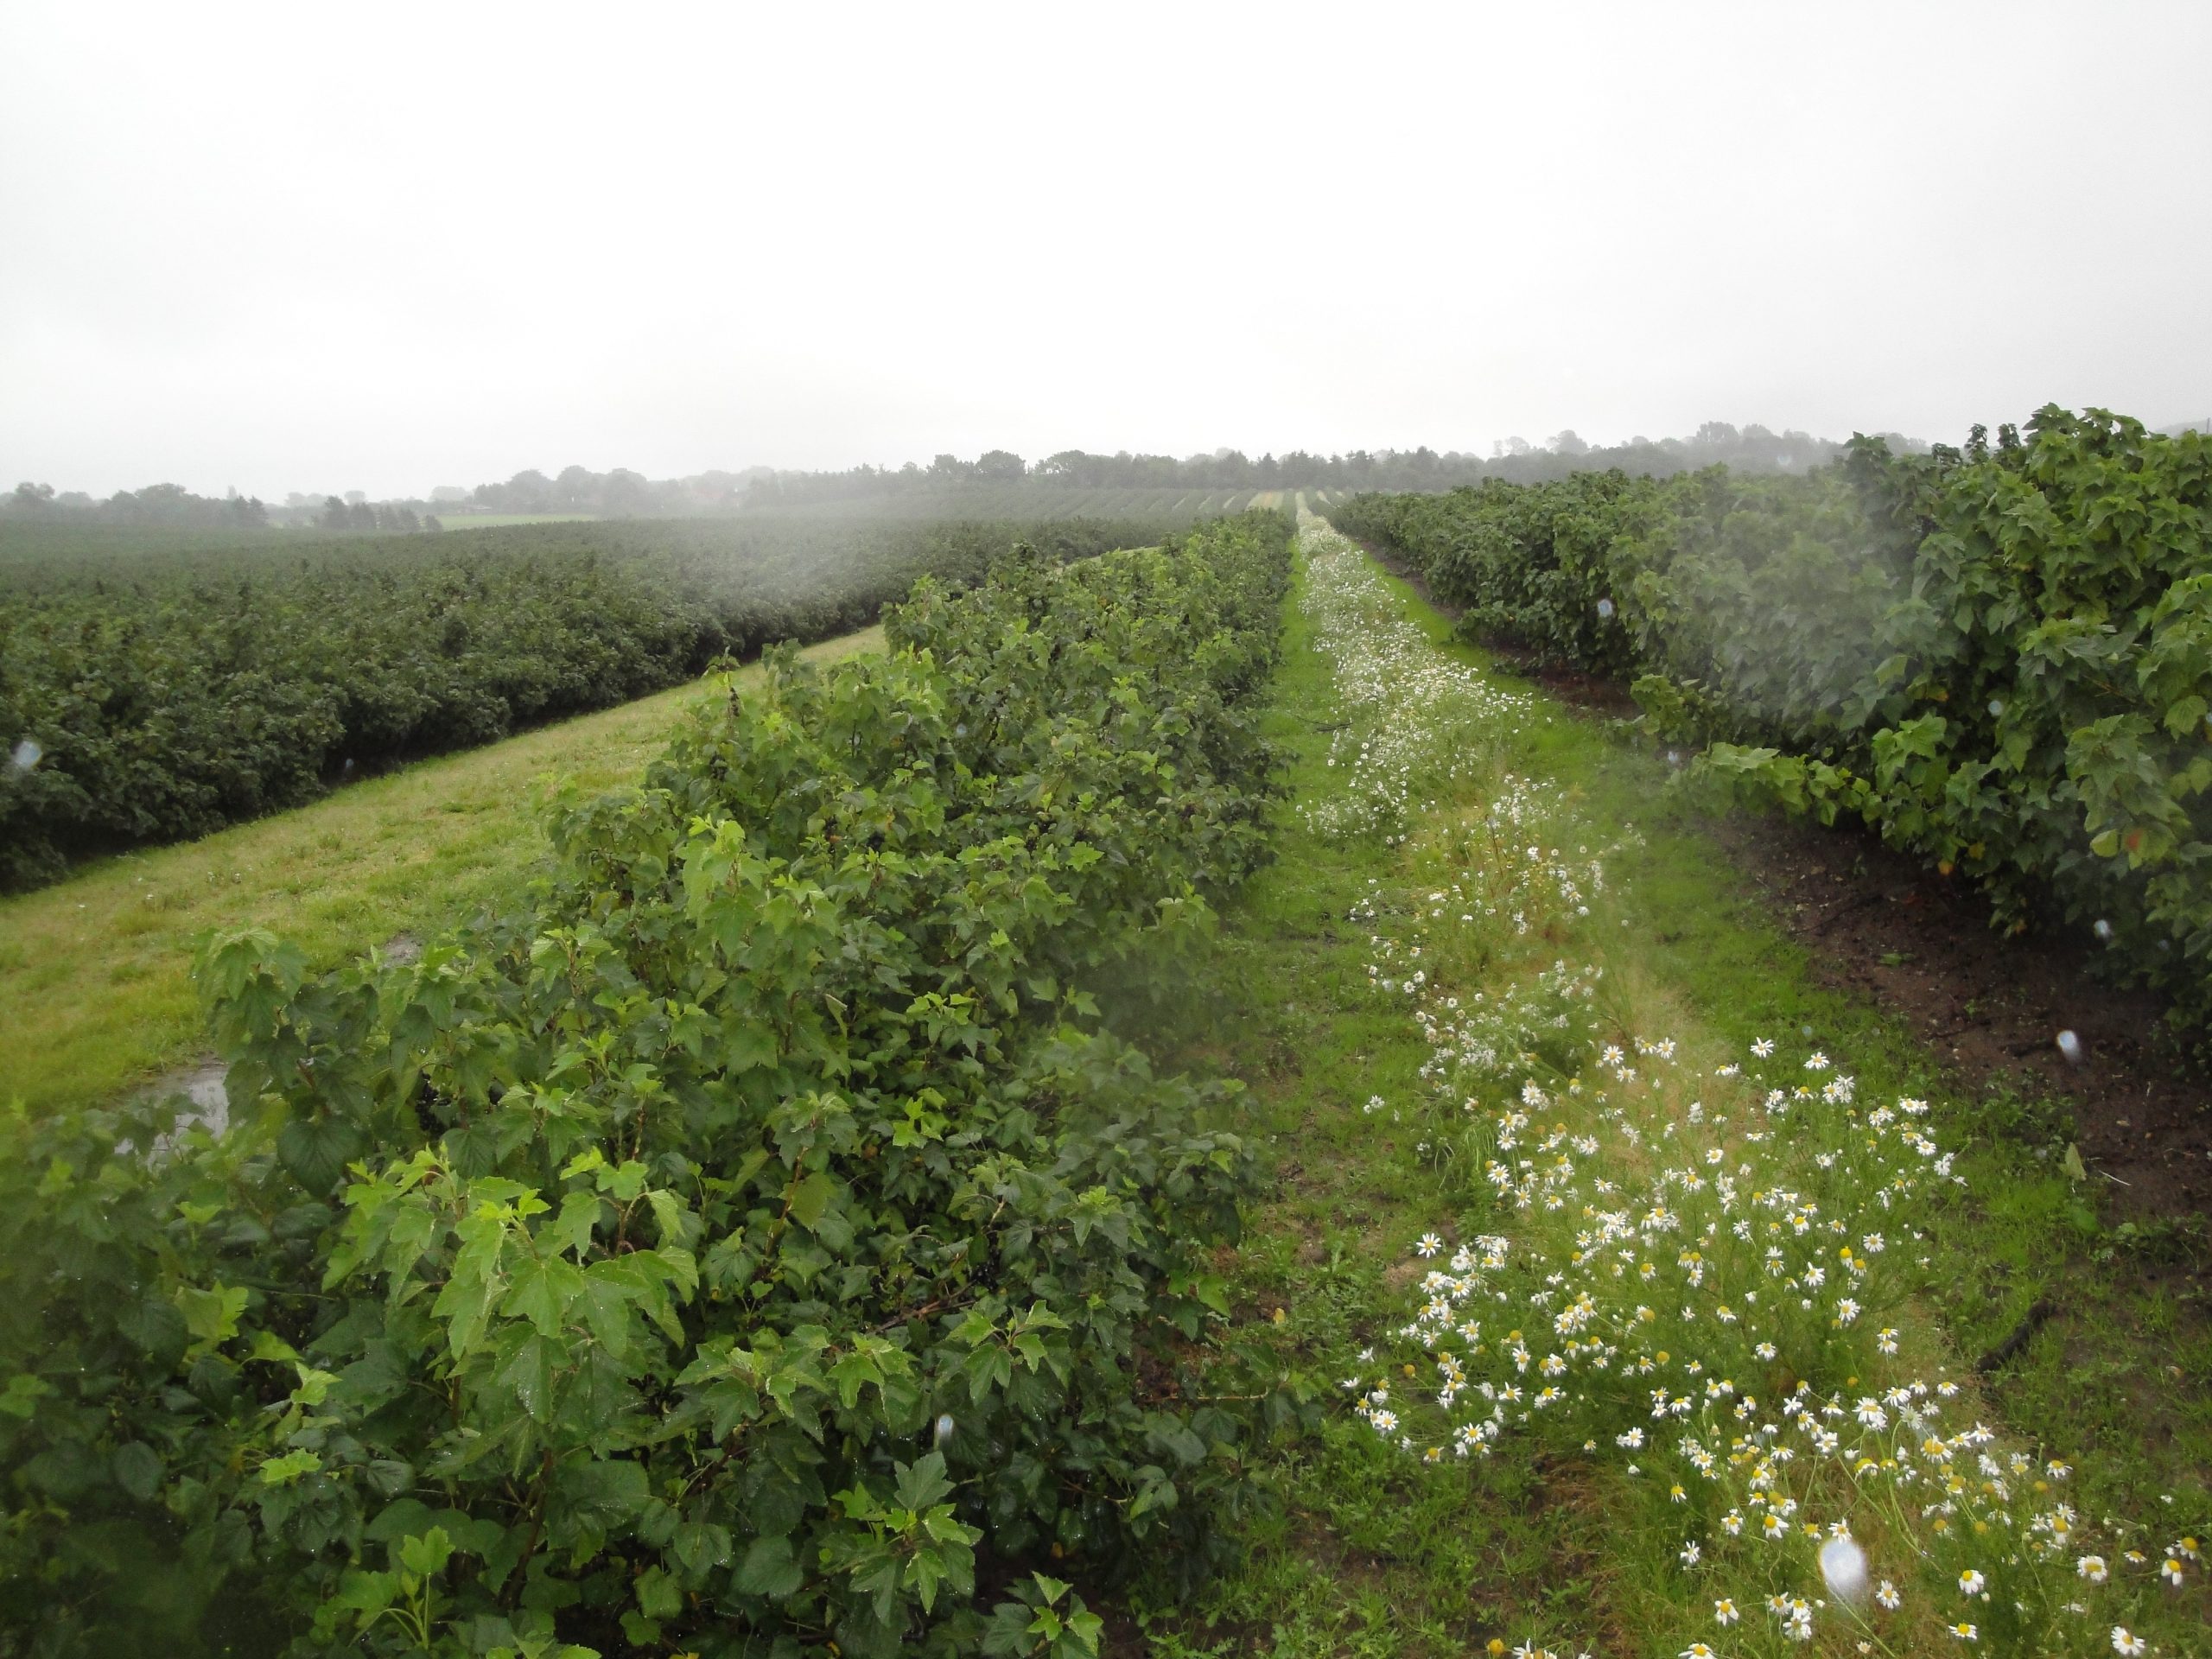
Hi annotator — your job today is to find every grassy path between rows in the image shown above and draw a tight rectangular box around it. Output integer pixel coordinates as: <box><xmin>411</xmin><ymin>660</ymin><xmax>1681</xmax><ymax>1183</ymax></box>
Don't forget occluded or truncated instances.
<box><xmin>1134</xmin><ymin>522</ymin><xmax>2207</xmax><ymax>1656</ymax></box>
<box><xmin>0</xmin><ymin>628</ymin><xmax>881</xmax><ymax>1116</ymax></box>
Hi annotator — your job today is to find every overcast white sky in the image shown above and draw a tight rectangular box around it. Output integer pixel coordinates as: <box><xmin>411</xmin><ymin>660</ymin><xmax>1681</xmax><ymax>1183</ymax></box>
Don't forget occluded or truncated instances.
<box><xmin>2</xmin><ymin>1</ymin><xmax>2208</xmax><ymax>499</ymax></box>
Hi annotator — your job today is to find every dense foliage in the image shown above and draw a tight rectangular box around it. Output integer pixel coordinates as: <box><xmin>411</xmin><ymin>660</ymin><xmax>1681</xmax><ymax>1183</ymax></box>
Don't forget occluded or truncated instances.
<box><xmin>0</xmin><ymin>511</ymin><xmax>1303</xmax><ymax>1658</ymax></box>
<box><xmin>1332</xmin><ymin>408</ymin><xmax>2212</xmax><ymax>1025</ymax></box>
<box><xmin>0</xmin><ymin>514</ymin><xmax>1170</xmax><ymax>889</ymax></box>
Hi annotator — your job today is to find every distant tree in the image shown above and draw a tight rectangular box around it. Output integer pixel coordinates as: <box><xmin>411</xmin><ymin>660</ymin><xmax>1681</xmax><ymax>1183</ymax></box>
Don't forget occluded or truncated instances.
<box><xmin>927</xmin><ymin>454</ymin><xmax>971</xmax><ymax>481</ymax></box>
<box><xmin>974</xmin><ymin>449</ymin><xmax>1025</xmax><ymax>482</ymax></box>
<box><xmin>321</xmin><ymin>495</ymin><xmax>350</xmax><ymax>531</ymax></box>
<box><xmin>10</xmin><ymin>481</ymin><xmax>54</xmax><ymax>512</ymax></box>
<box><xmin>601</xmin><ymin>468</ymin><xmax>653</xmax><ymax>517</ymax></box>
<box><xmin>555</xmin><ymin>464</ymin><xmax>597</xmax><ymax>508</ymax></box>
<box><xmin>480</xmin><ymin>469</ymin><xmax>556</xmax><ymax>513</ymax></box>
<box><xmin>1549</xmin><ymin>430</ymin><xmax>1589</xmax><ymax>456</ymax></box>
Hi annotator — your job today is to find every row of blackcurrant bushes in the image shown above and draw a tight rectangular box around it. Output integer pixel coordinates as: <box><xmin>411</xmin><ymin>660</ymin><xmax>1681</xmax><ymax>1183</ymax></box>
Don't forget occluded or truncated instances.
<box><xmin>1331</xmin><ymin>408</ymin><xmax>2212</xmax><ymax>1029</ymax></box>
<box><xmin>0</xmin><ymin>511</ymin><xmax>1310</xmax><ymax>1658</ymax></box>
<box><xmin>0</xmin><ymin>515</ymin><xmax>1173</xmax><ymax>890</ymax></box>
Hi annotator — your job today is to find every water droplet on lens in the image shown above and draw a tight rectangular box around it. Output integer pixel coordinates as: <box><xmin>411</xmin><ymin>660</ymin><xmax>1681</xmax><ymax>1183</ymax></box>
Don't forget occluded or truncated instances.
<box><xmin>933</xmin><ymin>1413</ymin><xmax>955</xmax><ymax>1447</ymax></box>
<box><xmin>1595</xmin><ymin>597</ymin><xmax>1614</xmax><ymax>619</ymax></box>
<box><xmin>2056</xmin><ymin>1029</ymin><xmax>2084</xmax><ymax>1065</ymax></box>
<box><xmin>1988</xmin><ymin>698</ymin><xmax>2005</xmax><ymax>717</ymax></box>
<box><xmin>1820</xmin><ymin>1535</ymin><xmax>1869</xmax><ymax>1605</ymax></box>
<box><xmin>2094</xmin><ymin>918</ymin><xmax>2113</xmax><ymax>941</ymax></box>
<box><xmin>10</xmin><ymin>738</ymin><xmax>40</xmax><ymax>771</ymax></box>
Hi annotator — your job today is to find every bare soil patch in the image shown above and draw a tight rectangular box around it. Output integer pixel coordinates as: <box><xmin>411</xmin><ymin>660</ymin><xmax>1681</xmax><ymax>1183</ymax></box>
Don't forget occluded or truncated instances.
<box><xmin>1708</xmin><ymin>807</ymin><xmax>2212</xmax><ymax>1223</ymax></box>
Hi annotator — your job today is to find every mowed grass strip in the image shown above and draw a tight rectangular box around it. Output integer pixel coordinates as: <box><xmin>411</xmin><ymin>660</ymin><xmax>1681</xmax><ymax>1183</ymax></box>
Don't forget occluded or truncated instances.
<box><xmin>1134</xmin><ymin>555</ymin><xmax>1608</xmax><ymax>1656</ymax></box>
<box><xmin>1146</xmin><ymin>532</ymin><xmax>2205</xmax><ymax>1655</ymax></box>
<box><xmin>0</xmin><ymin>627</ymin><xmax>881</xmax><ymax>1116</ymax></box>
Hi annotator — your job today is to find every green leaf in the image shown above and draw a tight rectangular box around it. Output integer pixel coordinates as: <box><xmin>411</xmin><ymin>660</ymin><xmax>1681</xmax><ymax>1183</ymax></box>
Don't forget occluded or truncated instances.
<box><xmin>111</xmin><ymin>1441</ymin><xmax>162</xmax><ymax>1501</ymax></box>
<box><xmin>276</xmin><ymin>1113</ymin><xmax>365</xmax><ymax>1192</ymax></box>
<box><xmin>788</xmin><ymin>1171</ymin><xmax>841</xmax><ymax>1231</ymax></box>
<box><xmin>0</xmin><ymin>1375</ymin><xmax>52</xmax><ymax>1419</ymax></box>
<box><xmin>829</xmin><ymin>1349</ymin><xmax>884</xmax><ymax>1410</ymax></box>
<box><xmin>671</xmin><ymin>1520</ymin><xmax>731</xmax><ymax>1579</ymax></box>
<box><xmin>399</xmin><ymin>1525</ymin><xmax>454</xmax><ymax>1578</ymax></box>
<box><xmin>893</xmin><ymin>1452</ymin><xmax>953</xmax><ymax>1515</ymax></box>
<box><xmin>575</xmin><ymin>1268</ymin><xmax>639</xmax><ymax>1363</ymax></box>
<box><xmin>1065</xmin><ymin>1608</ymin><xmax>1104</xmax><ymax>1652</ymax></box>
<box><xmin>503</xmin><ymin>1255</ymin><xmax>587</xmax><ymax>1336</ymax></box>
<box><xmin>434</xmin><ymin>1257</ymin><xmax>505</xmax><ymax>1361</ymax></box>
<box><xmin>726</xmin><ymin>1023</ymin><xmax>780</xmax><ymax>1072</ymax></box>
<box><xmin>332</xmin><ymin>1568</ymin><xmax>399</xmax><ymax>1616</ymax></box>
<box><xmin>734</xmin><ymin>1535</ymin><xmax>804</xmax><ymax>1599</ymax></box>
<box><xmin>175</xmin><ymin>1282</ymin><xmax>250</xmax><ymax>1347</ymax></box>
<box><xmin>498</xmin><ymin>1332</ymin><xmax>564</xmax><ymax>1420</ymax></box>
<box><xmin>260</xmin><ymin>1450</ymin><xmax>322</xmax><ymax>1486</ymax></box>
<box><xmin>246</xmin><ymin>1329</ymin><xmax>301</xmax><ymax>1364</ymax></box>
<box><xmin>634</xmin><ymin>1564</ymin><xmax>682</xmax><ymax>1619</ymax></box>
<box><xmin>541</xmin><ymin>1191</ymin><xmax>601</xmax><ymax>1260</ymax></box>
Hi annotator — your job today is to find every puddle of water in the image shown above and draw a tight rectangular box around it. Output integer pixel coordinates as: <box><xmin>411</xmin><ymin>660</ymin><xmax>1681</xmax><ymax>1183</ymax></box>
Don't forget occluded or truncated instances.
<box><xmin>125</xmin><ymin>931</ymin><xmax>416</xmax><ymax>1156</ymax></box>
<box><xmin>124</xmin><ymin>1057</ymin><xmax>228</xmax><ymax>1156</ymax></box>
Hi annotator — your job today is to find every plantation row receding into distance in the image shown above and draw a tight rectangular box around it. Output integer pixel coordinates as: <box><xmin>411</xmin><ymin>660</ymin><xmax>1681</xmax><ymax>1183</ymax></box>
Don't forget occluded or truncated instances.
<box><xmin>0</xmin><ymin>413</ymin><xmax>2205</xmax><ymax>1659</ymax></box>
<box><xmin>0</xmin><ymin>512</ymin><xmax>1198</xmax><ymax>892</ymax></box>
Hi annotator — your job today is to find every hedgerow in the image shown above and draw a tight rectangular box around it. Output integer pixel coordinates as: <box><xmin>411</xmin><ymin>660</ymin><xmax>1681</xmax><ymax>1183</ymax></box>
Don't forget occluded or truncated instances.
<box><xmin>0</xmin><ymin>511</ymin><xmax>1309</xmax><ymax>1658</ymax></box>
<box><xmin>0</xmin><ymin>515</ymin><xmax>1170</xmax><ymax>891</ymax></box>
<box><xmin>1332</xmin><ymin>409</ymin><xmax>2212</xmax><ymax>1029</ymax></box>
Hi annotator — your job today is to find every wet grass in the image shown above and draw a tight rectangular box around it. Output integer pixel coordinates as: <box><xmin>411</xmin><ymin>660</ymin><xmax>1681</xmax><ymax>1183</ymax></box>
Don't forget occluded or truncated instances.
<box><xmin>1134</xmin><ymin>541</ymin><xmax>2207</xmax><ymax>1653</ymax></box>
<box><xmin>0</xmin><ymin>628</ymin><xmax>881</xmax><ymax>1116</ymax></box>
<box><xmin>1124</xmin><ymin>559</ymin><xmax>1605</xmax><ymax>1655</ymax></box>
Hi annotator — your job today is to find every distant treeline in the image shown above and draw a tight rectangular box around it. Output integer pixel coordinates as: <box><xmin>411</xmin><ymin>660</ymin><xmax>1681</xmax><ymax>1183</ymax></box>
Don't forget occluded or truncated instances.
<box><xmin>3</xmin><ymin>482</ymin><xmax>439</xmax><ymax>537</ymax></box>
<box><xmin>454</xmin><ymin>423</ymin><xmax>1886</xmax><ymax>518</ymax></box>
<box><xmin>8</xmin><ymin>423</ymin><xmax>1900</xmax><ymax>531</ymax></box>
<box><xmin>453</xmin><ymin>464</ymin><xmax>760</xmax><ymax>517</ymax></box>
<box><xmin>312</xmin><ymin>496</ymin><xmax>435</xmax><ymax>534</ymax></box>
<box><xmin>6</xmin><ymin>480</ymin><xmax>273</xmax><ymax>530</ymax></box>
<box><xmin>738</xmin><ymin>423</ymin><xmax>1861</xmax><ymax>508</ymax></box>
